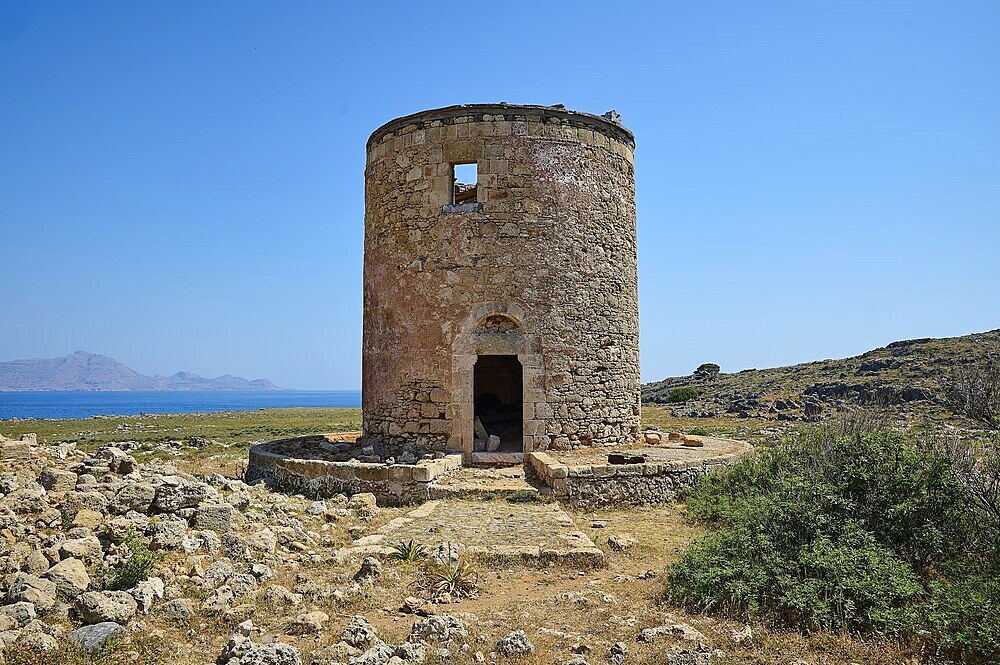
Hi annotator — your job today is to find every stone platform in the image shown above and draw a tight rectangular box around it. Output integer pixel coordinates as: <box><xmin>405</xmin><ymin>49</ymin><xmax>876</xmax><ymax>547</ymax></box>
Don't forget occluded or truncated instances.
<box><xmin>342</xmin><ymin>499</ymin><xmax>604</xmax><ymax>568</ymax></box>
<box><xmin>246</xmin><ymin>433</ymin><xmax>462</xmax><ymax>506</ymax></box>
<box><xmin>247</xmin><ymin>432</ymin><xmax>750</xmax><ymax>509</ymax></box>
<box><xmin>527</xmin><ymin>435</ymin><xmax>752</xmax><ymax>508</ymax></box>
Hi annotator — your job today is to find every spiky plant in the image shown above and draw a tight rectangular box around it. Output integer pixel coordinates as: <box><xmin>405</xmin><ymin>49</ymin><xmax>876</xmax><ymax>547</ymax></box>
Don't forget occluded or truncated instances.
<box><xmin>389</xmin><ymin>539</ymin><xmax>428</xmax><ymax>564</ymax></box>
<box><xmin>422</xmin><ymin>555</ymin><xmax>479</xmax><ymax>599</ymax></box>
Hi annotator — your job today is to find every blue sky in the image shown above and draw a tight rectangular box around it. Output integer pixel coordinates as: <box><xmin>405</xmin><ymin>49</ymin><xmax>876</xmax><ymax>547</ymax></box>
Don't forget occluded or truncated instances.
<box><xmin>1</xmin><ymin>1</ymin><xmax>998</xmax><ymax>389</ymax></box>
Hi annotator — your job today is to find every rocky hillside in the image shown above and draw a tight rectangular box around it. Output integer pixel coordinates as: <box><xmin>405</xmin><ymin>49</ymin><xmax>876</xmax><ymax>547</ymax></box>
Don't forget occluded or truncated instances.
<box><xmin>0</xmin><ymin>352</ymin><xmax>278</xmax><ymax>392</ymax></box>
<box><xmin>642</xmin><ymin>329</ymin><xmax>1000</xmax><ymax>423</ymax></box>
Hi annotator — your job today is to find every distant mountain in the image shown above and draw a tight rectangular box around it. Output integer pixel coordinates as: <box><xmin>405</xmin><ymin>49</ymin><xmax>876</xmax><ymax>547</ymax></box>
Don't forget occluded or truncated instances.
<box><xmin>0</xmin><ymin>352</ymin><xmax>279</xmax><ymax>392</ymax></box>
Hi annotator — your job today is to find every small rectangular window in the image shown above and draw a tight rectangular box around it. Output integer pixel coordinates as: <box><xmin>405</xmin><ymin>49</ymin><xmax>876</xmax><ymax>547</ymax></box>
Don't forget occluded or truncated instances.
<box><xmin>451</xmin><ymin>163</ymin><xmax>478</xmax><ymax>204</ymax></box>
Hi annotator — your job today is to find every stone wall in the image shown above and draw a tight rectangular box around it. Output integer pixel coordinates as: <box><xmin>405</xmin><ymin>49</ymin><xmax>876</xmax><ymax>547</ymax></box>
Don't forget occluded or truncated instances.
<box><xmin>362</xmin><ymin>104</ymin><xmax>640</xmax><ymax>460</ymax></box>
<box><xmin>245</xmin><ymin>438</ymin><xmax>462</xmax><ymax>506</ymax></box>
<box><xmin>526</xmin><ymin>437</ymin><xmax>753</xmax><ymax>508</ymax></box>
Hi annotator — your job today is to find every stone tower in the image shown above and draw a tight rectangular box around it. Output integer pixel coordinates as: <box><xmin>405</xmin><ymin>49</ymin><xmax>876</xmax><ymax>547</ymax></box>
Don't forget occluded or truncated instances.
<box><xmin>362</xmin><ymin>103</ymin><xmax>639</xmax><ymax>462</ymax></box>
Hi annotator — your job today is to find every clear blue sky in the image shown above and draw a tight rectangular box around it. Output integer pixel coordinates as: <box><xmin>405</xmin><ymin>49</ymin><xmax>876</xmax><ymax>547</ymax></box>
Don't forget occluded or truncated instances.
<box><xmin>2</xmin><ymin>2</ymin><xmax>998</xmax><ymax>389</ymax></box>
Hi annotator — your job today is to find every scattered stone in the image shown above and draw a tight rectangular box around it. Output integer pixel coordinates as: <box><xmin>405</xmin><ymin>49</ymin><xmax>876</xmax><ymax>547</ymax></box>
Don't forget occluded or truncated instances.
<box><xmin>0</xmin><ymin>601</ymin><xmax>37</xmax><ymax>626</ymax></box>
<box><xmin>286</xmin><ymin>610</ymin><xmax>329</xmax><ymax>635</ymax></box>
<box><xmin>341</xmin><ymin>615</ymin><xmax>379</xmax><ymax>648</ymax></box>
<box><xmin>159</xmin><ymin>598</ymin><xmax>195</xmax><ymax>621</ymax></box>
<box><xmin>43</xmin><ymin>557</ymin><xmax>91</xmax><ymax>597</ymax></box>
<box><xmin>71</xmin><ymin>508</ymin><xmax>105</xmax><ymax>529</ymax></box>
<box><xmin>591</xmin><ymin>520</ymin><xmax>607</xmax><ymax>529</ymax></box>
<box><xmin>152</xmin><ymin>477</ymin><xmax>211</xmax><ymax>513</ymax></box>
<box><xmin>195</xmin><ymin>503</ymin><xmax>245</xmax><ymax>533</ymax></box>
<box><xmin>58</xmin><ymin>535</ymin><xmax>103</xmax><ymax>563</ymax></box>
<box><xmin>237</xmin><ymin>643</ymin><xmax>302</xmax><ymax>665</ymax></box>
<box><xmin>731</xmin><ymin>625</ymin><xmax>753</xmax><ymax>644</ymax></box>
<box><xmin>607</xmin><ymin>533</ymin><xmax>638</xmax><ymax>552</ymax></box>
<box><xmin>407</xmin><ymin>614</ymin><xmax>469</xmax><ymax>644</ymax></box>
<box><xmin>638</xmin><ymin>618</ymin><xmax>708</xmax><ymax>645</ymax></box>
<box><xmin>75</xmin><ymin>590</ymin><xmax>138</xmax><ymax>624</ymax></box>
<box><xmin>496</xmin><ymin>630</ymin><xmax>534</xmax><ymax>656</ymax></box>
<box><xmin>347</xmin><ymin>493</ymin><xmax>380</xmax><ymax>519</ymax></box>
<box><xmin>9</xmin><ymin>573</ymin><xmax>58</xmax><ymax>611</ymax></box>
<box><xmin>131</xmin><ymin>577</ymin><xmax>165</xmax><ymax>613</ymax></box>
<box><xmin>354</xmin><ymin>556</ymin><xmax>383</xmax><ymax>583</ymax></box>
<box><xmin>68</xmin><ymin>622</ymin><xmax>126</xmax><ymax>653</ymax></box>
<box><xmin>39</xmin><ymin>468</ymin><xmax>77</xmax><ymax>492</ymax></box>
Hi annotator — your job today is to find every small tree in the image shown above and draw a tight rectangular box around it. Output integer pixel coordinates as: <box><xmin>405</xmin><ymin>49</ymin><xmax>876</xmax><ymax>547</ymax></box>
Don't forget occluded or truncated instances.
<box><xmin>694</xmin><ymin>363</ymin><xmax>720</xmax><ymax>381</ymax></box>
<box><xmin>942</xmin><ymin>345</ymin><xmax>1000</xmax><ymax>429</ymax></box>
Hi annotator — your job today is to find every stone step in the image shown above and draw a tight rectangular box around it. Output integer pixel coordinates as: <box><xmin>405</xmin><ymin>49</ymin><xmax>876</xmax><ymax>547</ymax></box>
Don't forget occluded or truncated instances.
<box><xmin>470</xmin><ymin>451</ymin><xmax>524</xmax><ymax>467</ymax></box>
<box><xmin>427</xmin><ymin>465</ymin><xmax>541</xmax><ymax>500</ymax></box>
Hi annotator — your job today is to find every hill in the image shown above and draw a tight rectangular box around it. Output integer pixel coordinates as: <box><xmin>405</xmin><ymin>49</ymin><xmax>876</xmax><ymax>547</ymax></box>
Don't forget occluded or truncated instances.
<box><xmin>0</xmin><ymin>351</ymin><xmax>279</xmax><ymax>391</ymax></box>
<box><xmin>642</xmin><ymin>329</ymin><xmax>1000</xmax><ymax>423</ymax></box>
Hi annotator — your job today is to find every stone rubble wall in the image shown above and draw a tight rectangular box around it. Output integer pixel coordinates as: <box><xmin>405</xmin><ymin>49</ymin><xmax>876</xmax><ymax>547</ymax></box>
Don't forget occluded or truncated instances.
<box><xmin>362</xmin><ymin>104</ymin><xmax>640</xmax><ymax>458</ymax></box>
<box><xmin>245</xmin><ymin>438</ymin><xmax>462</xmax><ymax>506</ymax></box>
<box><xmin>526</xmin><ymin>437</ymin><xmax>753</xmax><ymax>508</ymax></box>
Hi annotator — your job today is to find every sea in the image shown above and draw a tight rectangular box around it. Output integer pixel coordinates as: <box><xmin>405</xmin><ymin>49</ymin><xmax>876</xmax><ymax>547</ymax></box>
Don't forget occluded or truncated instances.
<box><xmin>0</xmin><ymin>390</ymin><xmax>362</xmax><ymax>420</ymax></box>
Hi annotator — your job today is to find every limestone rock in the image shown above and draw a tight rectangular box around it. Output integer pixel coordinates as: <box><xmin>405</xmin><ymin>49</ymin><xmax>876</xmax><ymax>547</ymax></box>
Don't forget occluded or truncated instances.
<box><xmin>0</xmin><ymin>601</ymin><xmax>37</xmax><ymax>626</ymax></box>
<box><xmin>58</xmin><ymin>535</ymin><xmax>103</xmax><ymax>564</ymax></box>
<box><xmin>237</xmin><ymin>643</ymin><xmax>302</xmax><ymax>665</ymax></box>
<box><xmin>353</xmin><ymin>556</ymin><xmax>382</xmax><ymax>584</ymax></box>
<box><xmin>39</xmin><ymin>468</ymin><xmax>77</xmax><ymax>493</ymax></box>
<box><xmin>75</xmin><ymin>590</ymin><xmax>138</xmax><ymax>624</ymax></box>
<box><xmin>195</xmin><ymin>503</ymin><xmax>245</xmax><ymax>533</ymax></box>
<box><xmin>8</xmin><ymin>574</ymin><xmax>58</xmax><ymax>612</ymax></box>
<box><xmin>286</xmin><ymin>610</ymin><xmax>329</xmax><ymax>635</ymax></box>
<box><xmin>43</xmin><ymin>557</ymin><xmax>91</xmax><ymax>597</ymax></box>
<box><xmin>152</xmin><ymin>477</ymin><xmax>211</xmax><ymax>513</ymax></box>
<box><xmin>607</xmin><ymin>533</ymin><xmax>638</xmax><ymax>552</ymax></box>
<box><xmin>68</xmin><ymin>621</ymin><xmax>126</xmax><ymax>653</ymax></box>
<box><xmin>130</xmin><ymin>577</ymin><xmax>165</xmax><ymax>613</ymax></box>
<box><xmin>408</xmin><ymin>613</ymin><xmax>469</xmax><ymax>645</ymax></box>
<box><xmin>159</xmin><ymin>598</ymin><xmax>195</xmax><ymax>621</ymax></box>
<box><xmin>496</xmin><ymin>630</ymin><xmax>534</xmax><ymax>656</ymax></box>
<box><xmin>110</xmin><ymin>482</ymin><xmax>155</xmax><ymax>514</ymax></box>
<box><xmin>341</xmin><ymin>615</ymin><xmax>379</xmax><ymax>648</ymax></box>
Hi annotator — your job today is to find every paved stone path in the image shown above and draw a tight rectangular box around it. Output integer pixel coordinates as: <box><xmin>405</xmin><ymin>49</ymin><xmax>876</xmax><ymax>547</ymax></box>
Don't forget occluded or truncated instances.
<box><xmin>341</xmin><ymin>499</ymin><xmax>604</xmax><ymax>568</ymax></box>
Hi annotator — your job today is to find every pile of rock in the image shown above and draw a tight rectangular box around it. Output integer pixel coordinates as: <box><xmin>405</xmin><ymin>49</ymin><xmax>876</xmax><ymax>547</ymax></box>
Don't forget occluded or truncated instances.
<box><xmin>0</xmin><ymin>437</ymin><xmax>385</xmax><ymax>655</ymax></box>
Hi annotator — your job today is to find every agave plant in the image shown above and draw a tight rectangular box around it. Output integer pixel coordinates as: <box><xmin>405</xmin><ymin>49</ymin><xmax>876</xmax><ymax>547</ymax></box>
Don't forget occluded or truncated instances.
<box><xmin>389</xmin><ymin>539</ymin><xmax>428</xmax><ymax>564</ymax></box>
<box><xmin>422</xmin><ymin>555</ymin><xmax>480</xmax><ymax>599</ymax></box>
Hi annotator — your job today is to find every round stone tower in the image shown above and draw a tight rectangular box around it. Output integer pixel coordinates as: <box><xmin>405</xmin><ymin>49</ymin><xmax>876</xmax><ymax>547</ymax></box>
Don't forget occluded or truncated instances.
<box><xmin>362</xmin><ymin>103</ymin><xmax>639</xmax><ymax>462</ymax></box>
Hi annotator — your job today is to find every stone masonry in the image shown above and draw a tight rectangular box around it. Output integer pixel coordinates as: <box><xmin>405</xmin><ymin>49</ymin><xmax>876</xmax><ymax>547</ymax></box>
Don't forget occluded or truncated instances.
<box><xmin>362</xmin><ymin>104</ymin><xmax>640</xmax><ymax>461</ymax></box>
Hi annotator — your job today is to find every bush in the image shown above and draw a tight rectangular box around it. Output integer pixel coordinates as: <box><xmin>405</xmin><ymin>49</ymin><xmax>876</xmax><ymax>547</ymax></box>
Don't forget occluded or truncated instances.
<box><xmin>667</xmin><ymin>386</ymin><xmax>699</xmax><ymax>403</ymax></box>
<box><xmin>666</xmin><ymin>427</ymin><xmax>1000</xmax><ymax>660</ymax></box>
<box><xmin>108</xmin><ymin>528</ymin><xmax>163</xmax><ymax>591</ymax></box>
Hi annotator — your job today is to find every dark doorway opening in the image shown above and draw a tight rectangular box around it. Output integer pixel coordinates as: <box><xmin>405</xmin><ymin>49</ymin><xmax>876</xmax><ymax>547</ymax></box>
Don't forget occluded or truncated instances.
<box><xmin>473</xmin><ymin>355</ymin><xmax>523</xmax><ymax>453</ymax></box>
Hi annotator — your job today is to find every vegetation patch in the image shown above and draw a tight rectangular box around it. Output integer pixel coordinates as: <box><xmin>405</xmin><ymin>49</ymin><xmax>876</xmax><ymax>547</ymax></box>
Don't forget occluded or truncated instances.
<box><xmin>666</xmin><ymin>386</ymin><xmax>699</xmax><ymax>403</ymax></box>
<box><xmin>665</xmin><ymin>423</ymin><xmax>1000</xmax><ymax>661</ymax></box>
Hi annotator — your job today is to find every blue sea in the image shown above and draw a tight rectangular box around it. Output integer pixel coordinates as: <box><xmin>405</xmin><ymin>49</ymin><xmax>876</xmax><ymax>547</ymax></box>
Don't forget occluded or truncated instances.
<box><xmin>0</xmin><ymin>390</ymin><xmax>362</xmax><ymax>420</ymax></box>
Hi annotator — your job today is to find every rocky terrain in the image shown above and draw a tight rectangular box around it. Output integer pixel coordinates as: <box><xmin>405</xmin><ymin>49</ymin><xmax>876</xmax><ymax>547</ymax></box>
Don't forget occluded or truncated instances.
<box><xmin>0</xmin><ymin>424</ymin><xmax>916</xmax><ymax>665</ymax></box>
<box><xmin>0</xmin><ymin>352</ymin><xmax>278</xmax><ymax>392</ymax></box>
<box><xmin>642</xmin><ymin>329</ymin><xmax>1000</xmax><ymax>425</ymax></box>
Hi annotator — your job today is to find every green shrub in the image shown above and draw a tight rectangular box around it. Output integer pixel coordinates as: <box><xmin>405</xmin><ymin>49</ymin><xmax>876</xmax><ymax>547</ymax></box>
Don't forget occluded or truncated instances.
<box><xmin>666</xmin><ymin>428</ymin><xmax>999</xmax><ymax>659</ymax></box>
<box><xmin>108</xmin><ymin>528</ymin><xmax>163</xmax><ymax>591</ymax></box>
<box><xmin>667</xmin><ymin>386</ymin><xmax>699</xmax><ymax>403</ymax></box>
